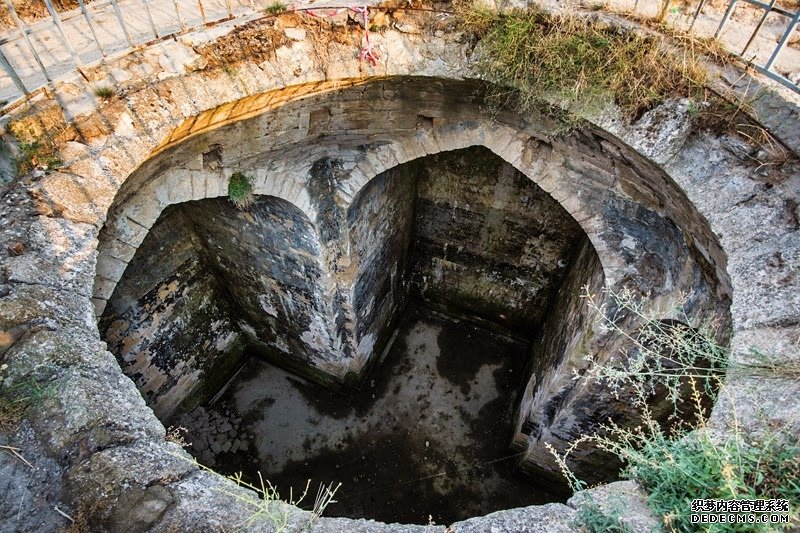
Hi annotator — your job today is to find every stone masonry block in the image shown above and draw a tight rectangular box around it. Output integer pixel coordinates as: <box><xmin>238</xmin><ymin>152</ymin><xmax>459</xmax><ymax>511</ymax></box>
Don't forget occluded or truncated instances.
<box><xmin>92</xmin><ymin>297</ymin><xmax>107</xmax><ymax>316</ymax></box>
<box><xmin>167</xmin><ymin>170</ymin><xmax>194</xmax><ymax>204</ymax></box>
<box><xmin>123</xmin><ymin>189</ymin><xmax>166</xmax><ymax>231</ymax></box>
<box><xmin>93</xmin><ymin>276</ymin><xmax>118</xmax><ymax>301</ymax></box>
<box><xmin>111</xmin><ymin>215</ymin><xmax>149</xmax><ymax>249</ymax></box>
<box><xmin>190</xmin><ymin>172</ymin><xmax>207</xmax><ymax>201</ymax></box>
<box><xmin>94</xmin><ymin>253</ymin><xmax>128</xmax><ymax>285</ymax></box>
<box><xmin>103</xmin><ymin>238</ymin><xmax>137</xmax><ymax>264</ymax></box>
<box><xmin>398</xmin><ymin>137</ymin><xmax>427</xmax><ymax>163</ymax></box>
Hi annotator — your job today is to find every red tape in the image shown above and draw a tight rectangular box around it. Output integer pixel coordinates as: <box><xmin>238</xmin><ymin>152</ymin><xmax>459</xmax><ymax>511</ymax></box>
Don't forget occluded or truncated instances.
<box><xmin>295</xmin><ymin>4</ymin><xmax>379</xmax><ymax>66</ymax></box>
<box><xmin>352</xmin><ymin>6</ymin><xmax>379</xmax><ymax>66</ymax></box>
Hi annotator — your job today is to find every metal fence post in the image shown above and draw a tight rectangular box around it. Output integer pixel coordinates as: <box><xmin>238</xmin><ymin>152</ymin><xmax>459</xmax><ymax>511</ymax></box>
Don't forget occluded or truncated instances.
<box><xmin>44</xmin><ymin>0</ymin><xmax>84</xmax><ymax>68</ymax></box>
<box><xmin>740</xmin><ymin>0</ymin><xmax>777</xmax><ymax>56</ymax></box>
<box><xmin>2</xmin><ymin>0</ymin><xmax>51</xmax><ymax>82</ymax></box>
<box><xmin>0</xmin><ymin>43</ymin><xmax>28</xmax><ymax>95</ymax></box>
<box><xmin>765</xmin><ymin>10</ymin><xmax>800</xmax><ymax>70</ymax></box>
<box><xmin>173</xmin><ymin>0</ymin><xmax>186</xmax><ymax>31</ymax></box>
<box><xmin>689</xmin><ymin>0</ymin><xmax>707</xmax><ymax>30</ymax></box>
<box><xmin>141</xmin><ymin>0</ymin><xmax>160</xmax><ymax>39</ymax></box>
<box><xmin>76</xmin><ymin>0</ymin><xmax>106</xmax><ymax>57</ymax></box>
<box><xmin>197</xmin><ymin>0</ymin><xmax>207</xmax><ymax>24</ymax></box>
<box><xmin>715</xmin><ymin>0</ymin><xmax>739</xmax><ymax>38</ymax></box>
<box><xmin>109</xmin><ymin>0</ymin><xmax>135</xmax><ymax>46</ymax></box>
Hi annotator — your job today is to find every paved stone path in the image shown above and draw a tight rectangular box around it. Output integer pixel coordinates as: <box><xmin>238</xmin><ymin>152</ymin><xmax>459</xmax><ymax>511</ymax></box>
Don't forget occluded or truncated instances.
<box><xmin>0</xmin><ymin>0</ymin><xmax>359</xmax><ymax>105</ymax></box>
<box><xmin>0</xmin><ymin>0</ymin><xmax>796</xmax><ymax>107</ymax></box>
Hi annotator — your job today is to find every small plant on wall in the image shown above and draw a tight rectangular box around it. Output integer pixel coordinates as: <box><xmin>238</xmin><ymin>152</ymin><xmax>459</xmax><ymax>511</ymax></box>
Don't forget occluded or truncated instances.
<box><xmin>228</xmin><ymin>172</ymin><xmax>255</xmax><ymax>209</ymax></box>
<box><xmin>93</xmin><ymin>85</ymin><xmax>115</xmax><ymax>100</ymax></box>
<box><xmin>263</xmin><ymin>1</ymin><xmax>287</xmax><ymax>15</ymax></box>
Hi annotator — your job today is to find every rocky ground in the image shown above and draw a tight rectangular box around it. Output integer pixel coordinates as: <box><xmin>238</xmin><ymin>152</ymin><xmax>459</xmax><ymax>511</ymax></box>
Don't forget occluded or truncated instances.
<box><xmin>176</xmin><ymin>405</ymin><xmax>253</xmax><ymax>467</ymax></box>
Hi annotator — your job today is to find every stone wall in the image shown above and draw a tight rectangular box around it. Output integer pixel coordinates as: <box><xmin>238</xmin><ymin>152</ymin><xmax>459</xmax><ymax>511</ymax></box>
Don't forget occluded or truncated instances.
<box><xmin>181</xmin><ymin>197</ymin><xmax>340</xmax><ymax>383</ymax></box>
<box><xmin>99</xmin><ymin>207</ymin><xmax>243</xmax><ymax>420</ymax></box>
<box><xmin>512</xmin><ymin>238</ymin><xmax>605</xmax><ymax>481</ymax></box>
<box><xmin>86</xmin><ymin>77</ymin><xmax>733</xmax><ymax>485</ymax></box>
<box><xmin>101</xmin><ymin>194</ymin><xmax>344</xmax><ymax>417</ymax></box>
<box><xmin>411</xmin><ymin>147</ymin><xmax>585</xmax><ymax>335</ymax></box>
<box><xmin>101</xmin><ymin>145</ymin><xmax>598</xmax><ymax>417</ymax></box>
<box><xmin>347</xmin><ymin>163</ymin><xmax>419</xmax><ymax>373</ymax></box>
<box><xmin>95</xmin><ymin>127</ymin><xmax>731</xmax><ymax>490</ymax></box>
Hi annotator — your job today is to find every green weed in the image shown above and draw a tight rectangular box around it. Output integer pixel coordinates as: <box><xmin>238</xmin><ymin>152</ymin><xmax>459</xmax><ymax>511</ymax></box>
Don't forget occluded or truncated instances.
<box><xmin>0</xmin><ymin>376</ymin><xmax>56</xmax><ymax>429</ymax></box>
<box><xmin>264</xmin><ymin>2</ymin><xmax>287</xmax><ymax>15</ymax></box>
<box><xmin>549</xmin><ymin>288</ymin><xmax>799</xmax><ymax>531</ymax></box>
<box><xmin>575</xmin><ymin>495</ymin><xmax>633</xmax><ymax>532</ymax></box>
<box><xmin>93</xmin><ymin>86</ymin><xmax>115</xmax><ymax>100</ymax></box>
<box><xmin>16</xmin><ymin>140</ymin><xmax>62</xmax><ymax>175</ymax></box>
<box><xmin>228</xmin><ymin>172</ymin><xmax>254</xmax><ymax>209</ymax></box>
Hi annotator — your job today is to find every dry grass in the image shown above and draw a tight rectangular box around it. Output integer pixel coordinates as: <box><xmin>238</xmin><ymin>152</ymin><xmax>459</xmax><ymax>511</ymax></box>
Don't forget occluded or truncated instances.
<box><xmin>630</xmin><ymin>19</ymin><xmax>793</xmax><ymax>164</ymax></box>
<box><xmin>14</xmin><ymin>140</ymin><xmax>62</xmax><ymax>175</ymax></box>
<box><xmin>457</xmin><ymin>3</ymin><xmax>712</xmax><ymax>119</ymax></box>
<box><xmin>195</xmin><ymin>20</ymin><xmax>290</xmax><ymax>69</ymax></box>
<box><xmin>457</xmin><ymin>2</ymin><xmax>794</xmax><ymax>165</ymax></box>
<box><xmin>0</xmin><ymin>0</ymin><xmax>81</xmax><ymax>29</ymax></box>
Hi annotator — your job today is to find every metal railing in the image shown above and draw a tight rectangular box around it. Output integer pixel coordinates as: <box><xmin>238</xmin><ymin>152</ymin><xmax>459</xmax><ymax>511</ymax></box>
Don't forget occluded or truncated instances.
<box><xmin>0</xmin><ymin>0</ymin><xmax>255</xmax><ymax>108</ymax></box>
<box><xmin>695</xmin><ymin>0</ymin><xmax>800</xmax><ymax>92</ymax></box>
<box><xmin>0</xmin><ymin>0</ymin><xmax>797</xmax><ymax>112</ymax></box>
